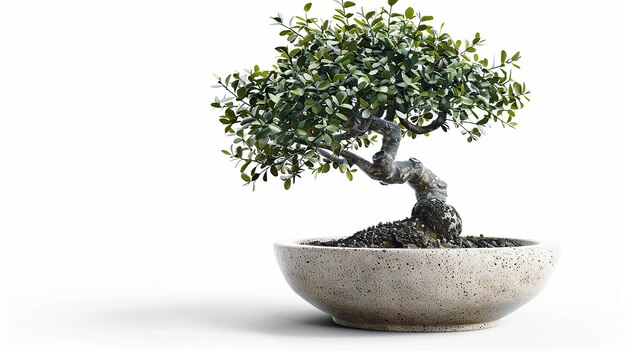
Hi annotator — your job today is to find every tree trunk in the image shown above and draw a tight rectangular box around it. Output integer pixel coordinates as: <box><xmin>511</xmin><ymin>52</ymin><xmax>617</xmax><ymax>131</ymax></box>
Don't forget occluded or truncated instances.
<box><xmin>316</xmin><ymin>112</ymin><xmax>462</xmax><ymax>241</ymax></box>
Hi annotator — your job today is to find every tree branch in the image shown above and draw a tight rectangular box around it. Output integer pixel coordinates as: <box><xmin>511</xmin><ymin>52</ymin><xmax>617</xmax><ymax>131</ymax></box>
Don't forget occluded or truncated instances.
<box><xmin>399</xmin><ymin>110</ymin><xmax>448</xmax><ymax>134</ymax></box>
<box><xmin>298</xmin><ymin>112</ymin><xmax>450</xmax><ymax>211</ymax></box>
<box><xmin>294</xmin><ymin>137</ymin><xmax>376</xmax><ymax>175</ymax></box>
<box><xmin>368</xmin><ymin>116</ymin><xmax>402</xmax><ymax>160</ymax></box>
<box><xmin>339</xmin><ymin>107</ymin><xmax>371</xmax><ymax>136</ymax></box>
<box><xmin>218</xmin><ymin>82</ymin><xmax>251</xmax><ymax>107</ymax></box>
<box><xmin>315</xmin><ymin>142</ymin><xmax>377</xmax><ymax>176</ymax></box>
<box><xmin>316</xmin><ymin>147</ymin><xmax>347</xmax><ymax>165</ymax></box>
<box><xmin>276</xmin><ymin>22</ymin><xmax>305</xmax><ymax>39</ymax></box>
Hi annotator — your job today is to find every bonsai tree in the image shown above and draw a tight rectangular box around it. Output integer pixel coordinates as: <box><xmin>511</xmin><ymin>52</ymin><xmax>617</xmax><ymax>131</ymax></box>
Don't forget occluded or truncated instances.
<box><xmin>212</xmin><ymin>0</ymin><xmax>529</xmax><ymax>246</ymax></box>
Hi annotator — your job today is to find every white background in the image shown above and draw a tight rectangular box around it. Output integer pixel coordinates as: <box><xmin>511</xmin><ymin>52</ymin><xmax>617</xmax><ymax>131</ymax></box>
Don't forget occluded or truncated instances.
<box><xmin>1</xmin><ymin>0</ymin><xmax>624</xmax><ymax>350</ymax></box>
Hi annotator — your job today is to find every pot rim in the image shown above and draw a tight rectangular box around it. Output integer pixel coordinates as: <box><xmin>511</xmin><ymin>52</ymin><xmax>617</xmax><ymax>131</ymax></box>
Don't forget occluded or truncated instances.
<box><xmin>274</xmin><ymin>236</ymin><xmax>559</xmax><ymax>252</ymax></box>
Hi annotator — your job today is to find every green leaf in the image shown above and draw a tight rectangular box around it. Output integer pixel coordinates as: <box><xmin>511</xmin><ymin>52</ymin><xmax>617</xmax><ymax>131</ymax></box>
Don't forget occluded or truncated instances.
<box><xmin>336</xmin><ymin>90</ymin><xmax>347</xmax><ymax>103</ymax></box>
<box><xmin>225</xmin><ymin>109</ymin><xmax>235</xmax><ymax>119</ymax></box>
<box><xmin>290</xmin><ymin>88</ymin><xmax>304</xmax><ymax>96</ymax></box>
<box><xmin>283</xmin><ymin>179</ymin><xmax>291</xmax><ymax>190</ymax></box>
<box><xmin>460</xmin><ymin>96</ymin><xmax>473</xmax><ymax>105</ymax></box>
<box><xmin>236</xmin><ymin>87</ymin><xmax>247</xmax><ymax>99</ymax></box>
<box><xmin>346</xmin><ymin>170</ymin><xmax>353</xmax><ymax>181</ymax></box>
<box><xmin>476</xmin><ymin>116</ymin><xmax>490</xmax><ymax>125</ymax></box>
<box><xmin>269</xmin><ymin>93</ymin><xmax>280</xmax><ymax>104</ymax></box>
<box><xmin>304</xmin><ymin>2</ymin><xmax>312</xmax><ymax>12</ymax></box>
<box><xmin>221</xmin><ymin>150</ymin><xmax>231</xmax><ymax>155</ymax></box>
<box><xmin>240</xmin><ymin>160</ymin><xmax>251</xmax><ymax>173</ymax></box>
<box><xmin>511</xmin><ymin>51</ymin><xmax>521</xmax><ymax>61</ymax></box>
<box><xmin>332</xmin><ymin>73</ymin><xmax>347</xmax><ymax>82</ymax></box>
<box><xmin>268</xmin><ymin>124</ymin><xmax>282</xmax><ymax>133</ymax></box>
<box><xmin>405</xmin><ymin>7</ymin><xmax>415</xmax><ymax>18</ymax></box>
<box><xmin>387</xmin><ymin>0</ymin><xmax>398</xmax><ymax>6</ymax></box>
<box><xmin>318</xmin><ymin>80</ymin><xmax>331</xmax><ymax>90</ymax></box>
<box><xmin>241</xmin><ymin>173</ymin><xmax>251</xmax><ymax>182</ymax></box>
<box><xmin>344</xmin><ymin>1</ymin><xmax>356</xmax><ymax>8</ymax></box>
<box><xmin>500</xmin><ymin>50</ymin><xmax>507</xmax><ymax>64</ymax></box>
<box><xmin>421</xmin><ymin>15</ymin><xmax>434</xmax><ymax>21</ymax></box>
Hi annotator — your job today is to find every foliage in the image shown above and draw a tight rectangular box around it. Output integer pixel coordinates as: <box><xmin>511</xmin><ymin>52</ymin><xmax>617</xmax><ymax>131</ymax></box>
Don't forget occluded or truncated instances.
<box><xmin>212</xmin><ymin>0</ymin><xmax>529</xmax><ymax>189</ymax></box>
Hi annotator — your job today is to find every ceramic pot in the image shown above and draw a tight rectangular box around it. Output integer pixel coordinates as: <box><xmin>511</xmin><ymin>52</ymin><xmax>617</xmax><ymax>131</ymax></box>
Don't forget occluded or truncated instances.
<box><xmin>274</xmin><ymin>238</ymin><xmax>559</xmax><ymax>332</ymax></box>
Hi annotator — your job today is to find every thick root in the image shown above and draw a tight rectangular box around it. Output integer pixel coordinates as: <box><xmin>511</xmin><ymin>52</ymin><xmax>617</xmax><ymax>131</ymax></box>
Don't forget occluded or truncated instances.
<box><xmin>411</xmin><ymin>198</ymin><xmax>462</xmax><ymax>241</ymax></box>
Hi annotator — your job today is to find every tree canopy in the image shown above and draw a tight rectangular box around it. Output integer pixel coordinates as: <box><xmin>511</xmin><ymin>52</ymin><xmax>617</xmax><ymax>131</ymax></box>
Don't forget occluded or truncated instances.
<box><xmin>212</xmin><ymin>0</ymin><xmax>529</xmax><ymax>190</ymax></box>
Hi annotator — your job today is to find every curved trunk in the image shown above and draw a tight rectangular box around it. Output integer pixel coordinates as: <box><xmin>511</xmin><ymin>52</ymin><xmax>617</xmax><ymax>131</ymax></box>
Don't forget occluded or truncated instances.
<box><xmin>316</xmin><ymin>113</ymin><xmax>462</xmax><ymax>240</ymax></box>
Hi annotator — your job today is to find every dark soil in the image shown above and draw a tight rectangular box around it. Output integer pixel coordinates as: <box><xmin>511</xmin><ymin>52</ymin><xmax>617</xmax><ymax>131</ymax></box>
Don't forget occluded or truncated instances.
<box><xmin>307</xmin><ymin>217</ymin><xmax>524</xmax><ymax>249</ymax></box>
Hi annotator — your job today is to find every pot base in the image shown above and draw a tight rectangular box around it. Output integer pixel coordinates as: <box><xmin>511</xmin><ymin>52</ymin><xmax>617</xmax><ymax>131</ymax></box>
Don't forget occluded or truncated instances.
<box><xmin>332</xmin><ymin>317</ymin><xmax>496</xmax><ymax>332</ymax></box>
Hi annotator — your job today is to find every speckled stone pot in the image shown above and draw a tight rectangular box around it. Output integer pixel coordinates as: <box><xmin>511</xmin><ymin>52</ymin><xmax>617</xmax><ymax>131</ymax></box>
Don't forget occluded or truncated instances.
<box><xmin>274</xmin><ymin>238</ymin><xmax>559</xmax><ymax>332</ymax></box>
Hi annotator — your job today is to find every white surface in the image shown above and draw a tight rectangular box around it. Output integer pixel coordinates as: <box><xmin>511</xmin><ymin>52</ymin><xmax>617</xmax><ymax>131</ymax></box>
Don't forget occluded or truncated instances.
<box><xmin>1</xmin><ymin>0</ymin><xmax>624</xmax><ymax>350</ymax></box>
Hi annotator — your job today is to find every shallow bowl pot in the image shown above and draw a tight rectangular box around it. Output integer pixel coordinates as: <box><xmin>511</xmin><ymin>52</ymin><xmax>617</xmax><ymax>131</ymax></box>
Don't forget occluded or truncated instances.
<box><xmin>274</xmin><ymin>238</ymin><xmax>559</xmax><ymax>332</ymax></box>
